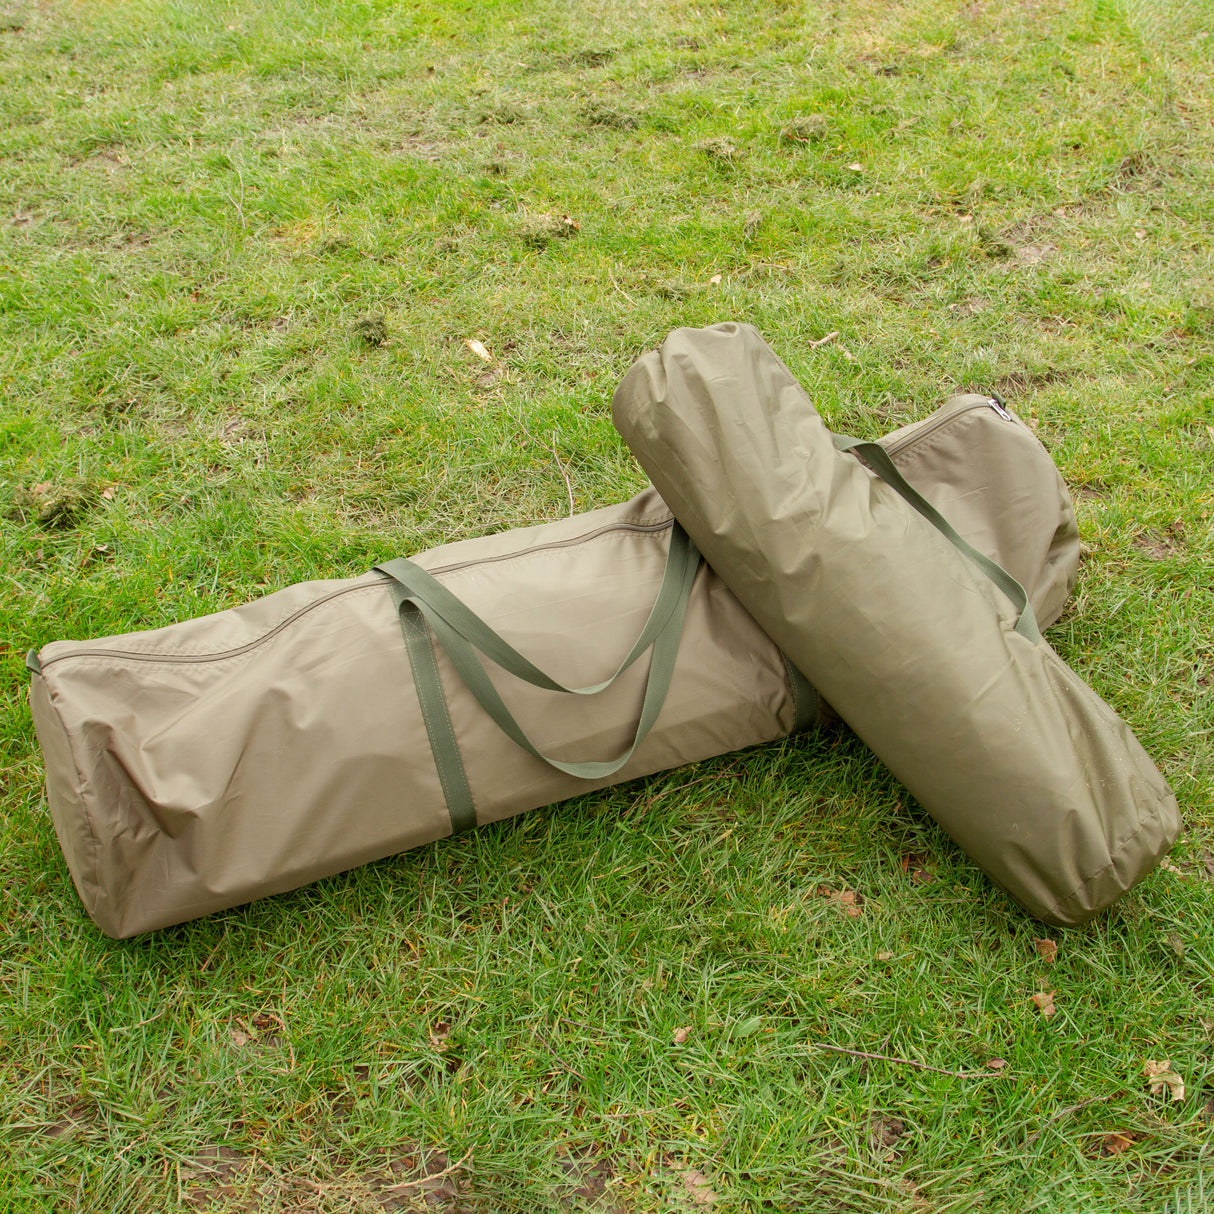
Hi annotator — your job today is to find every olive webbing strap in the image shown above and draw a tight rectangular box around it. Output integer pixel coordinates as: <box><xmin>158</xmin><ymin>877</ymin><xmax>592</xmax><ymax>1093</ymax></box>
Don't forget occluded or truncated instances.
<box><xmin>376</xmin><ymin>523</ymin><xmax>695</xmax><ymax>696</ymax></box>
<box><xmin>382</xmin><ymin>582</ymin><xmax>478</xmax><ymax>834</ymax></box>
<box><xmin>376</xmin><ymin>524</ymin><xmax>702</xmax><ymax>824</ymax></box>
<box><xmin>834</xmin><ymin>434</ymin><xmax>1041</xmax><ymax>644</ymax></box>
<box><xmin>779</xmin><ymin>652</ymin><xmax>820</xmax><ymax>733</ymax></box>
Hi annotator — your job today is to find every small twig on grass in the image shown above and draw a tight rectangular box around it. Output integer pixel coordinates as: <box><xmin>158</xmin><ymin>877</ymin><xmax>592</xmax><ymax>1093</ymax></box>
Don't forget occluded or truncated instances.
<box><xmin>608</xmin><ymin>267</ymin><xmax>637</xmax><ymax>306</ymax></box>
<box><xmin>385</xmin><ymin>1146</ymin><xmax>474</xmax><ymax>1192</ymax></box>
<box><xmin>551</xmin><ymin>430</ymin><xmax>575</xmax><ymax>516</ymax></box>
<box><xmin>809</xmin><ymin>330</ymin><xmax>839</xmax><ymax>348</ymax></box>
<box><xmin>816</xmin><ymin>1043</ymin><xmax>1001</xmax><ymax>1079</ymax></box>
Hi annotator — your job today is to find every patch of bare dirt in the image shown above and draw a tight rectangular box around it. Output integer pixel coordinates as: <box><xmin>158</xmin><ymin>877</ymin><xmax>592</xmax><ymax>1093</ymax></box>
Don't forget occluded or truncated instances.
<box><xmin>868</xmin><ymin>1114</ymin><xmax>907</xmax><ymax>1161</ymax></box>
<box><xmin>1134</xmin><ymin>525</ymin><xmax>1186</xmax><ymax>560</ymax></box>
<box><xmin>990</xmin><ymin>367</ymin><xmax>1072</xmax><ymax>397</ymax></box>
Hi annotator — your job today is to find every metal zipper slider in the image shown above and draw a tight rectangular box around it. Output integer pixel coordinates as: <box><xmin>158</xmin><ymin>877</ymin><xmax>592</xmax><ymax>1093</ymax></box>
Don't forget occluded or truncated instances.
<box><xmin>988</xmin><ymin>395</ymin><xmax>1012</xmax><ymax>420</ymax></box>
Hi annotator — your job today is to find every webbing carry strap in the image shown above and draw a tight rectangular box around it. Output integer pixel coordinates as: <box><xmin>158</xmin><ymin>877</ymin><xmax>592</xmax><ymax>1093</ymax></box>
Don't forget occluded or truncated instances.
<box><xmin>383</xmin><ymin>584</ymin><xmax>479</xmax><ymax>834</ymax></box>
<box><xmin>376</xmin><ymin>523</ymin><xmax>702</xmax><ymax>829</ymax></box>
<box><xmin>834</xmin><ymin>434</ymin><xmax>1041</xmax><ymax>643</ymax></box>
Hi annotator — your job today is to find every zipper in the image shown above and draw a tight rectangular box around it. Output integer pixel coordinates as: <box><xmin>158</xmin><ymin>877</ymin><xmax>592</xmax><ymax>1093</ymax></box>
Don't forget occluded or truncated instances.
<box><xmin>34</xmin><ymin>517</ymin><xmax>676</xmax><ymax>671</ymax></box>
<box><xmin>423</xmin><ymin>517</ymin><xmax>673</xmax><ymax>577</ymax></box>
<box><xmin>884</xmin><ymin>395</ymin><xmax>1014</xmax><ymax>458</ymax></box>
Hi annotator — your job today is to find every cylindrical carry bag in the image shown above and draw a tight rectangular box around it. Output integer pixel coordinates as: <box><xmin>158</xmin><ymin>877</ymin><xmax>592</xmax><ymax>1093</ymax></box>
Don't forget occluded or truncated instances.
<box><xmin>28</xmin><ymin>374</ymin><xmax>1079</xmax><ymax>937</ymax></box>
<box><xmin>611</xmin><ymin>322</ymin><xmax>1180</xmax><ymax>926</ymax></box>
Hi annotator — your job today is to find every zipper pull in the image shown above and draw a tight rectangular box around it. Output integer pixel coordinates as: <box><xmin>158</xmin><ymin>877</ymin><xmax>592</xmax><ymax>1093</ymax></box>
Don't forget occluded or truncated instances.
<box><xmin>988</xmin><ymin>395</ymin><xmax>1012</xmax><ymax>420</ymax></box>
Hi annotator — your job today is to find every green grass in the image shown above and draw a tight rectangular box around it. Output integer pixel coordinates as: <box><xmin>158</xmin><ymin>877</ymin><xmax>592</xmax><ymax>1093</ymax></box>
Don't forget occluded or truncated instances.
<box><xmin>2</xmin><ymin>0</ymin><xmax>1213</xmax><ymax>1209</ymax></box>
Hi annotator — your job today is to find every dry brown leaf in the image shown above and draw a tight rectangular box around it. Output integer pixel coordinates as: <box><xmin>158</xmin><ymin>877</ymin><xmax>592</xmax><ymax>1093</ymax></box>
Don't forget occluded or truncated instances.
<box><xmin>465</xmin><ymin>338</ymin><xmax>492</xmax><ymax>363</ymax></box>
<box><xmin>708</xmin><ymin>273</ymin><xmax>722</xmax><ymax>285</ymax></box>
<box><xmin>985</xmin><ymin>1058</ymin><xmax>1007</xmax><ymax>1070</ymax></box>
<box><xmin>1033</xmin><ymin>938</ymin><xmax>1058</xmax><ymax>963</ymax></box>
<box><xmin>818</xmin><ymin>886</ymin><xmax>864</xmax><ymax>917</ymax></box>
<box><xmin>901</xmin><ymin>853</ymin><xmax>935</xmax><ymax>883</ymax></box>
<box><xmin>875</xmin><ymin>951</ymin><xmax>894</xmax><ymax>961</ymax></box>
<box><xmin>1030</xmin><ymin>990</ymin><xmax>1056</xmax><ymax>1019</ymax></box>
<box><xmin>1144</xmin><ymin>1060</ymin><xmax>1185</xmax><ymax>1102</ymax></box>
<box><xmin>229</xmin><ymin>1027</ymin><xmax>250</xmax><ymax>1048</ymax></box>
<box><xmin>31</xmin><ymin>482</ymin><xmax>51</xmax><ymax>496</ymax></box>
<box><xmin>100</xmin><ymin>486</ymin><xmax>115</xmax><ymax>500</ymax></box>
<box><xmin>847</xmin><ymin>162</ymin><xmax>863</xmax><ymax>171</ymax></box>
<box><xmin>1101</xmin><ymin>1132</ymin><xmax>1136</xmax><ymax>1156</ymax></box>
<box><xmin>672</xmin><ymin>1026</ymin><xmax>691</xmax><ymax>1045</ymax></box>
<box><xmin>680</xmin><ymin>1169</ymin><xmax>718</xmax><ymax>1207</ymax></box>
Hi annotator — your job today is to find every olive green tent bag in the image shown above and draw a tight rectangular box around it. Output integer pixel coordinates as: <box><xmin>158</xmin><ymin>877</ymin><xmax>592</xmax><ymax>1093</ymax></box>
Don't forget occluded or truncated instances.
<box><xmin>28</xmin><ymin>372</ymin><xmax>1079</xmax><ymax>938</ymax></box>
<box><xmin>612</xmin><ymin>323</ymin><xmax>1180</xmax><ymax>926</ymax></box>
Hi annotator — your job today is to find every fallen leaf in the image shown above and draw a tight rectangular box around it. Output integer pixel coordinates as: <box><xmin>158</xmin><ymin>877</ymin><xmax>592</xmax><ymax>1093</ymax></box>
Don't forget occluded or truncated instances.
<box><xmin>465</xmin><ymin>338</ymin><xmax>492</xmax><ymax>363</ymax></box>
<box><xmin>672</xmin><ymin>1026</ymin><xmax>691</xmax><ymax>1045</ymax></box>
<box><xmin>1033</xmin><ymin>938</ymin><xmax>1058</xmax><ymax>963</ymax></box>
<box><xmin>101</xmin><ymin>486</ymin><xmax>115</xmax><ymax>500</ymax></box>
<box><xmin>708</xmin><ymin>273</ymin><xmax>722</xmax><ymax>285</ymax></box>
<box><xmin>985</xmin><ymin>1058</ymin><xmax>1007</xmax><ymax>1070</ymax></box>
<box><xmin>1030</xmin><ymin>991</ymin><xmax>1056</xmax><ymax>1019</ymax></box>
<box><xmin>1144</xmin><ymin>1060</ymin><xmax>1185</xmax><ymax>1102</ymax></box>
<box><xmin>1159</xmin><ymin>859</ymin><xmax>1186</xmax><ymax>877</ymax></box>
<box><xmin>819</xmin><ymin>886</ymin><xmax>864</xmax><ymax>917</ymax></box>
<box><xmin>902</xmin><ymin>853</ymin><xmax>935</xmax><ymax>883</ymax></box>
<box><xmin>680</xmin><ymin>1169</ymin><xmax>718</xmax><ymax>1207</ymax></box>
<box><xmin>229</xmin><ymin>1027</ymin><xmax>251</xmax><ymax>1048</ymax></box>
<box><xmin>876</xmin><ymin>951</ymin><xmax>894</xmax><ymax>961</ymax></box>
<box><xmin>1165</xmin><ymin>932</ymin><xmax>1186</xmax><ymax>957</ymax></box>
<box><xmin>847</xmin><ymin>162</ymin><xmax>863</xmax><ymax>171</ymax></box>
<box><xmin>1102</xmin><ymin>1132</ymin><xmax>1135</xmax><ymax>1156</ymax></box>
<box><xmin>429</xmin><ymin>1021</ymin><xmax>451</xmax><ymax>1051</ymax></box>
<box><xmin>31</xmin><ymin>482</ymin><xmax>51</xmax><ymax>496</ymax></box>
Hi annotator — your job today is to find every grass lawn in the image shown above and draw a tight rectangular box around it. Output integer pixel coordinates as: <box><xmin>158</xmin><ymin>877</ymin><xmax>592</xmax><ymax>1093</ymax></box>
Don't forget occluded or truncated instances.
<box><xmin>2</xmin><ymin>0</ymin><xmax>1212</xmax><ymax>1209</ymax></box>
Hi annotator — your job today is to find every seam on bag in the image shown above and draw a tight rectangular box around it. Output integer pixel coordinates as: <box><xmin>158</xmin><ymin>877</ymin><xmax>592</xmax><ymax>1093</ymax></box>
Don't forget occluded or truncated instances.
<box><xmin>427</xmin><ymin>518</ymin><xmax>673</xmax><ymax>580</ymax></box>
<box><xmin>1048</xmin><ymin>795</ymin><xmax>1173</xmax><ymax>919</ymax></box>
<box><xmin>36</xmin><ymin>583</ymin><xmax>383</xmax><ymax>666</ymax></box>
<box><xmin>40</xmin><ymin>675</ymin><xmax>105</xmax><ymax>916</ymax></box>
<box><xmin>406</xmin><ymin>613</ymin><xmax>476</xmax><ymax>833</ymax></box>
<box><xmin>889</xmin><ymin>412</ymin><xmax>1031</xmax><ymax>470</ymax></box>
<box><xmin>39</xmin><ymin>522</ymin><xmax>677</xmax><ymax>669</ymax></box>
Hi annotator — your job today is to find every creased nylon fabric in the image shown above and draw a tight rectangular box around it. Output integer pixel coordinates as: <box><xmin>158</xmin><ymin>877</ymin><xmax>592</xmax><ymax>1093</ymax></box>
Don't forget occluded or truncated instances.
<box><xmin>611</xmin><ymin>322</ymin><xmax>1180</xmax><ymax>925</ymax></box>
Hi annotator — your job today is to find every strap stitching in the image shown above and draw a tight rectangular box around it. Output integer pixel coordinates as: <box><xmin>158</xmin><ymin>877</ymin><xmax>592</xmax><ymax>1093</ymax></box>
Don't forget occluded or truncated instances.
<box><xmin>402</xmin><ymin>605</ymin><xmax>475</xmax><ymax>828</ymax></box>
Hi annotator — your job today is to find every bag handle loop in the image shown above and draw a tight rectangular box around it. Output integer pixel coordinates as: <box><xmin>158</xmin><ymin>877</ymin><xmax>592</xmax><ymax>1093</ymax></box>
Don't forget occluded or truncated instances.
<box><xmin>374</xmin><ymin>523</ymin><xmax>701</xmax><ymax>829</ymax></box>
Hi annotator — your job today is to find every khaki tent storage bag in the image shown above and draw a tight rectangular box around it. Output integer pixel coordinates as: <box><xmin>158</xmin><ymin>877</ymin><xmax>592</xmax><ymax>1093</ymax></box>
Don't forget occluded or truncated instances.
<box><xmin>612</xmin><ymin>322</ymin><xmax>1179</xmax><ymax>926</ymax></box>
<box><xmin>29</xmin><ymin>380</ymin><xmax>1078</xmax><ymax>937</ymax></box>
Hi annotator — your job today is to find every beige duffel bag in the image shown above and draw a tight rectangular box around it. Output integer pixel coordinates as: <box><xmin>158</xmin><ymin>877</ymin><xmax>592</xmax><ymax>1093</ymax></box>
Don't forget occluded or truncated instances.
<box><xmin>612</xmin><ymin>323</ymin><xmax>1179</xmax><ymax>925</ymax></box>
<box><xmin>27</xmin><ymin>390</ymin><xmax>1078</xmax><ymax>937</ymax></box>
